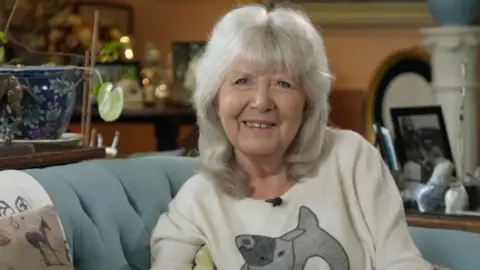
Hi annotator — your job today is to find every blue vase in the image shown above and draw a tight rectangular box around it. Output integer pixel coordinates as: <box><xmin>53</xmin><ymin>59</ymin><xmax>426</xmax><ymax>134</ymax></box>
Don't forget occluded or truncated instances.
<box><xmin>0</xmin><ymin>66</ymin><xmax>82</xmax><ymax>140</ymax></box>
<box><xmin>427</xmin><ymin>0</ymin><xmax>480</xmax><ymax>26</ymax></box>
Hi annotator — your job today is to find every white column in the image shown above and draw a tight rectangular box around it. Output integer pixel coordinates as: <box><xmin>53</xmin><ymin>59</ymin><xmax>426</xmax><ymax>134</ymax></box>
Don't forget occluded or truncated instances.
<box><xmin>421</xmin><ymin>27</ymin><xmax>480</xmax><ymax>176</ymax></box>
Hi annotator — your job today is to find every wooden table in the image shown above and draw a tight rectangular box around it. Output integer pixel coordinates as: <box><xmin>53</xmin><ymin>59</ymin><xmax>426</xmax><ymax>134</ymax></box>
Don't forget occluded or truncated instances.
<box><xmin>70</xmin><ymin>105</ymin><xmax>197</xmax><ymax>152</ymax></box>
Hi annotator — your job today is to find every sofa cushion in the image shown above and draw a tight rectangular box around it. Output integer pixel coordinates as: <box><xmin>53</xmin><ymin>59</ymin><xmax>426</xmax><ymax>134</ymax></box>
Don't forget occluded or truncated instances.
<box><xmin>0</xmin><ymin>204</ymin><xmax>73</xmax><ymax>269</ymax></box>
<box><xmin>410</xmin><ymin>227</ymin><xmax>480</xmax><ymax>270</ymax></box>
<box><xmin>24</xmin><ymin>156</ymin><xmax>198</xmax><ymax>270</ymax></box>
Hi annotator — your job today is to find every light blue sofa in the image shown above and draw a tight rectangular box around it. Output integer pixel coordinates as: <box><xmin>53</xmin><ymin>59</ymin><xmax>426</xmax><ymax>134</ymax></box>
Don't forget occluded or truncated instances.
<box><xmin>22</xmin><ymin>156</ymin><xmax>480</xmax><ymax>270</ymax></box>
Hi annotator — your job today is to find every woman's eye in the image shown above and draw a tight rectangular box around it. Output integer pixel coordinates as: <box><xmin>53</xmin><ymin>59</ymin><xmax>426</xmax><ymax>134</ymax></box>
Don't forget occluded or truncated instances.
<box><xmin>277</xmin><ymin>80</ymin><xmax>292</xmax><ymax>88</ymax></box>
<box><xmin>234</xmin><ymin>78</ymin><xmax>249</xmax><ymax>85</ymax></box>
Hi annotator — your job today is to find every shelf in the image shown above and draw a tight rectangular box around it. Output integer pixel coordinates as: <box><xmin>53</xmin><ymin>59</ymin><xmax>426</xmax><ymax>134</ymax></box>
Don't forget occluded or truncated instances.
<box><xmin>0</xmin><ymin>147</ymin><xmax>106</xmax><ymax>170</ymax></box>
<box><xmin>406</xmin><ymin>211</ymin><xmax>480</xmax><ymax>233</ymax></box>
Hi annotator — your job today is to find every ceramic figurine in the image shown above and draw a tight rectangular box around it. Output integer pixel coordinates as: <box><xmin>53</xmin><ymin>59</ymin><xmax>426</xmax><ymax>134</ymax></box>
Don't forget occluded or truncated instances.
<box><xmin>96</xmin><ymin>130</ymin><xmax>120</xmax><ymax>158</ymax></box>
<box><xmin>471</xmin><ymin>167</ymin><xmax>480</xmax><ymax>185</ymax></box>
<box><xmin>445</xmin><ymin>177</ymin><xmax>469</xmax><ymax>214</ymax></box>
<box><xmin>416</xmin><ymin>159</ymin><xmax>455</xmax><ymax>212</ymax></box>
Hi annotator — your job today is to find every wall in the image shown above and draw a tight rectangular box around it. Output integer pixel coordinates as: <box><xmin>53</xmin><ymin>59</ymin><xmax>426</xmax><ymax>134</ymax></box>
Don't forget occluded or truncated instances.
<box><xmin>83</xmin><ymin>0</ymin><xmax>422</xmax><ymax>91</ymax></box>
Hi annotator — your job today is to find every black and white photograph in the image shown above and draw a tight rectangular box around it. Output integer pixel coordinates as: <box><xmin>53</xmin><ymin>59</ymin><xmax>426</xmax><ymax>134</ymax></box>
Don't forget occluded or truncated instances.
<box><xmin>391</xmin><ymin>106</ymin><xmax>454</xmax><ymax>183</ymax></box>
<box><xmin>172</xmin><ymin>41</ymin><xmax>206</xmax><ymax>92</ymax></box>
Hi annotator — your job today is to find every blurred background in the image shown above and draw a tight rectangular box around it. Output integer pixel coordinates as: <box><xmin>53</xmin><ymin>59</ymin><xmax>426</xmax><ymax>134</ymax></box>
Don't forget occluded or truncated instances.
<box><xmin>0</xmin><ymin>0</ymin><xmax>475</xmax><ymax>159</ymax></box>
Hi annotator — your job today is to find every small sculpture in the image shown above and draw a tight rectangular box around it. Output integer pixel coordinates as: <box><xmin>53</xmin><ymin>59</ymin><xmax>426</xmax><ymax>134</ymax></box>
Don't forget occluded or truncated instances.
<box><xmin>445</xmin><ymin>178</ymin><xmax>469</xmax><ymax>214</ymax></box>
<box><xmin>89</xmin><ymin>129</ymin><xmax>120</xmax><ymax>157</ymax></box>
<box><xmin>99</xmin><ymin>130</ymin><xmax>120</xmax><ymax>158</ymax></box>
<box><xmin>0</xmin><ymin>74</ymin><xmax>39</xmax><ymax>145</ymax></box>
<box><xmin>416</xmin><ymin>159</ymin><xmax>455</xmax><ymax>213</ymax></box>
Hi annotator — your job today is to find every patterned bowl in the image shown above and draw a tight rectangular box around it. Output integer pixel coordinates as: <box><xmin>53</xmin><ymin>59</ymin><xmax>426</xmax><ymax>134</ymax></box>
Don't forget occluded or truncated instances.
<box><xmin>0</xmin><ymin>66</ymin><xmax>82</xmax><ymax>140</ymax></box>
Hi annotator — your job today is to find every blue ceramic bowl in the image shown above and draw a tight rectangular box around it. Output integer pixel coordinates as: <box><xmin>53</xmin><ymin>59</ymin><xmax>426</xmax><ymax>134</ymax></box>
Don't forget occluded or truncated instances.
<box><xmin>0</xmin><ymin>66</ymin><xmax>82</xmax><ymax>140</ymax></box>
<box><xmin>427</xmin><ymin>0</ymin><xmax>480</xmax><ymax>26</ymax></box>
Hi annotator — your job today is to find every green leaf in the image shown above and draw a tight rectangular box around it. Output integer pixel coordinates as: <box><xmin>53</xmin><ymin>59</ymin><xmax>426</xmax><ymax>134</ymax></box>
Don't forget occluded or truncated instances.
<box><xmin>100</xmin><ymin>41</ymin><xmax>127</xmax><ymax>62</ymax></box>
<box><xmin>0</xmin><ymin>32</ymin><xmax>7</xmax><ymax>45</ymax></box>
<box><xmin>97</xmin><ymin>82</ymin><xmax>124</xmax><ymax>122</ymax></box>
<box><xmin>92</xmin><ymin>83</ymin><xmax>102</xmax><ymax>98</ymax></box>
<box><xmin>7</xmin><ymin>58</ymin><xmax>20</xmax><ymax>65</ymax></box>
<box><xmin>0</xmin><ymin>47</ymin><xmax>4</xmax><ymax>64</ymax></box>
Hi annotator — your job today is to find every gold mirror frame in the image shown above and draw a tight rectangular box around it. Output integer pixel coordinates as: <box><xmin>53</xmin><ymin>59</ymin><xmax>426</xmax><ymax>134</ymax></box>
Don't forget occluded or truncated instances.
<box><xmin>261</xmin><ymin>1</ymin><xmax>434</xmax><ymax>26</ymax></box>
<box><xmin>365</xmin><ymin>47</ymin><xmax>431</xmax><ymax>142</ymax></box>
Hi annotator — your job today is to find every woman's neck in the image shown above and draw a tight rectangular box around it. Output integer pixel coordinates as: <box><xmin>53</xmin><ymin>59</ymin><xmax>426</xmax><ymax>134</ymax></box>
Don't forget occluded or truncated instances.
<box><xmin>235</xmin><ymin>150</ymin><xmax>285</xmax><ymax>178</ymax></box>
<box><xmin>235</xmin><ymin>150</ymin><xmax>294</xmax><ymax>199</ymax></box>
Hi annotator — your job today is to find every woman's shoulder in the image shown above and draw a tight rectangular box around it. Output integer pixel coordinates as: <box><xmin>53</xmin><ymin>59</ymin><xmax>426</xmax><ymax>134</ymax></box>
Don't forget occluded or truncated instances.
<box><xmin>326</xmin><ymin>128</ymin><xmax>373</xmax><ymax>155</ymax></box>
<box><xmin>320</xmin><ymin>128</ymin><xmax>381</xmax><ymax>172</ymax></box>
<box><xmin>177</xmin><ymin>173</ymin><xmax>217</xmax><ymax>196</ymax></box>
<box><xmin>173</xmin><ymin>173</ymin><xmax>220</xmax><ymax>206</ymax></box>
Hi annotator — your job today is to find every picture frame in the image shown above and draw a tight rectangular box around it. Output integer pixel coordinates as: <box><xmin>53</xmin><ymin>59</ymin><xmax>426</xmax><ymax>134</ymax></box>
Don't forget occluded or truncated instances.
<box><xmin>73</xmin><ymin>1</ymin><xmax>134</xmax><ymax>34</ymax></box>
<box><xmin>172</xmin><ymin>41</ymin><xmax>206</xmax><ymax>88</ymax></box>
<box><xmin>390</xmin><ymin>106</ymin><xmax>454</xmax><ymax>182</ymax></box>
<box><xmin>89</xmin><ymin>61</ymin><xmax>143</xmax><ymax>104</ymax></box>
<box><xmin>93</xmin><ymin>61</ymin><xmax>142</xmax><ymax>87</ymax></box>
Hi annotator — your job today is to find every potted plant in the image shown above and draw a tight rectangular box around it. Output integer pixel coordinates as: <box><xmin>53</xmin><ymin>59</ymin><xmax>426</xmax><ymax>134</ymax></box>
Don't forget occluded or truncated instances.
<box><xmin>0</xmin><ymin>0</ymin><xmax>124</xmax><ymax>145</ymax></box>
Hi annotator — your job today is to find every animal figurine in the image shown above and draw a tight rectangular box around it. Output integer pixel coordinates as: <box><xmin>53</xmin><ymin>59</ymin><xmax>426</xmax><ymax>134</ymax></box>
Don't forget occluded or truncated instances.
<box><xmin>416</xmin><ymin>159</ymin><xmax>455</xmax><ymax>213</ymax></box>
<box><xmin>0</xmin><ymin>74</ymin><xmax>39</xmax><ymax>144</ymax></box>
<box><xmin>235</xmin><ymin>206</ymin><xmax>349</xmax><ymax>270</ymax></box>
<box><xmin>445</xmin><ymin>177</ymin><xmax>469</xmax><ymax>214</ymax></box>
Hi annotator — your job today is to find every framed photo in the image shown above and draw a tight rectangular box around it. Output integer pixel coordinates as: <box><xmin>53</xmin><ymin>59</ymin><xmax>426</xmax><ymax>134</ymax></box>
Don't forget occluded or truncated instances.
<box><xmin>172</xmin><ymin>41</ymin><xmax>206</xmax><ymax>91</ymax></box>
<box><xmin>390</xmin><ymin>106</ymin><xmax>454</xmax><ymax>183</ymax></box>
<box><xmin>92</xmin><ymin>61</ymin><xmax>142</xmax><ymax>86</ymax></box>
<box><xmin>73</xmin><ymin>2</ymin><xmax>134</xmax><ymax>34</ymax></box>
<box><xmin>172</xmin><ymin>42</ymin><xmax>206</xmax><ymax>80</ymax></box>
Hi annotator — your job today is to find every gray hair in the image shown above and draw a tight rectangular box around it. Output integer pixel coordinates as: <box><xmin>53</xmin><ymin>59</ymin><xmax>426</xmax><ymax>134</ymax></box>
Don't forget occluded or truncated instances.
<box><xmin>192</xmin><ymin>4</ymin><xmax>333</xmax><ymax>198</ymax></box>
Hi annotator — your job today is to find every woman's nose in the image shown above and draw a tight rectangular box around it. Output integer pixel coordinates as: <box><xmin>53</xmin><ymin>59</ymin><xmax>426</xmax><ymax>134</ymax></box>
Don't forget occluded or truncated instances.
<box><xmin>250</xmin><ymin>83</ymin><xmax>273</xmax><ymax>112</ymax></box>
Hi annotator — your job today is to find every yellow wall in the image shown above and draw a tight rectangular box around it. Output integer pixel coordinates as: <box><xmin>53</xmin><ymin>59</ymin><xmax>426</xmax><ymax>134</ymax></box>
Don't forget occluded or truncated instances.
<box><xmin>87</xmin><ymin>0</ymin><xmax>422</xmax><ymax>91</ymax></box>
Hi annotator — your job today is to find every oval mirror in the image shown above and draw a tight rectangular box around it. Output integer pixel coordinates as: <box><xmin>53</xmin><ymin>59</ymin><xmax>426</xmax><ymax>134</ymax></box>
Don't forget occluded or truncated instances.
<box><xmin>365</xmin><ymin>47</ymin><xmax>434</xmax><ymax>141</ymax></box>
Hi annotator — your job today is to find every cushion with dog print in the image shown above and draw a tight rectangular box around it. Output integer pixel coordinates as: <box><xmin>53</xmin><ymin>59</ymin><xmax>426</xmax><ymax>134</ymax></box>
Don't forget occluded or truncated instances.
<box><xmin>0</xmin><ymin>204</ymin><xmax>73</xmax><ymax>269</ymax></box>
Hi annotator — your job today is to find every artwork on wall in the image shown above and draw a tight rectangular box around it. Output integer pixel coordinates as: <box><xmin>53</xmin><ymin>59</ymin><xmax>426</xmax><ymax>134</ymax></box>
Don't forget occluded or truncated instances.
<box><xmin>73</xmin><ymin>1</ymin><xmax>134</xmax><ymax>34</ymax></box>
<box><xmin>172</xmin><ymin>42</ymin><xmax>206</xmax><ymax>92</ymax></box>
<box><xmin>390</xmin><ymin>106</ymin><xmax>454</xmax><ymax>183</ymax></box>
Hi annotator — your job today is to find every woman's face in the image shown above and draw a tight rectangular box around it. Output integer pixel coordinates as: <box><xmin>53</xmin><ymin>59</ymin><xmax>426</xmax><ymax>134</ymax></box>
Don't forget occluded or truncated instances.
<box><xmin>216</xmin><ymin>62</ymin><xmax>306</xmax><ymax>159</ymax></box>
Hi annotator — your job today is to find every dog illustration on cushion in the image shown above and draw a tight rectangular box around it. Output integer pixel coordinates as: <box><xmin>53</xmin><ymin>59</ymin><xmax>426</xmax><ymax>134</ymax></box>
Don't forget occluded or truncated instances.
<box><xmin>235</xmin><ymin>206</ymin><xmax>350</xmax><ymax>270</ymax></box>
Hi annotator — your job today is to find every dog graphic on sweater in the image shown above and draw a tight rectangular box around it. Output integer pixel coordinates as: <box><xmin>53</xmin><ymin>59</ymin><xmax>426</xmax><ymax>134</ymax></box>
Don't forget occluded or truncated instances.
<box><xmin>235</xmin><ymin>206</ymin><xmax>350</xmax><ymax>270</ymax></box>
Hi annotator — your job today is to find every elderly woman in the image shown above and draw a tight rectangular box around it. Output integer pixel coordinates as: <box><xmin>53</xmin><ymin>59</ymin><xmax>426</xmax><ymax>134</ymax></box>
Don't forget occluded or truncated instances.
<box><xmin>150</xmin><ymin>4</ymin><xmax>432</xmax><ymax>270</ymax></box>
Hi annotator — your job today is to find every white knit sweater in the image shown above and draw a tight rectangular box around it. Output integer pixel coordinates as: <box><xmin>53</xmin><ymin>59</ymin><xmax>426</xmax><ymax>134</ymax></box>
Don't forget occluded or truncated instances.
<box><xmin>150</xmin><ymin>129</ymin><xmax>433</xmax><ymax>270</ymax></box>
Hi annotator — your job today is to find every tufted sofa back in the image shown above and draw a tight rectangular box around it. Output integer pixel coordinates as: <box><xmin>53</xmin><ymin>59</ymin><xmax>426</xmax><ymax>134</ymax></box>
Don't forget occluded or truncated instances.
<box><xmin>24</xmin><ymin>156</ymin><xmax>199</xmax><ymax>270</ymax></box>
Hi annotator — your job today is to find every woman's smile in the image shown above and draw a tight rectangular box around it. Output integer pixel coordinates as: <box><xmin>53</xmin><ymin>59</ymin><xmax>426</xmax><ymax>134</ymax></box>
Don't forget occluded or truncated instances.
<box><xmin>241</xmin><ymin>120</ymin><xmax>277</xmax><ymax>130</ymax></box>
